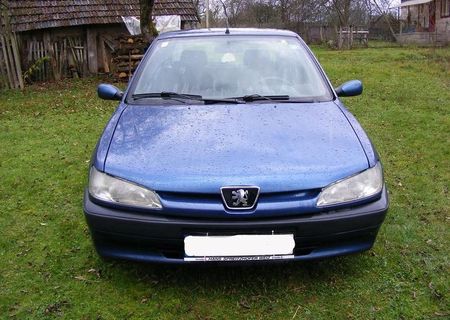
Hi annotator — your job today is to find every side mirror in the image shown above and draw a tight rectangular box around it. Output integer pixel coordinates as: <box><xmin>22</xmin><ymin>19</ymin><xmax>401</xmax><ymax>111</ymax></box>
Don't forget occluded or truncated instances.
<box><xmin>97</xmin><ymin>84</ymin><xmax>124</xmax><ymax>101</ymax></box>
<box><xmin>335</xmin><ymin>80</ymin><xmax>363</xmax><ymax>97</ymax></box>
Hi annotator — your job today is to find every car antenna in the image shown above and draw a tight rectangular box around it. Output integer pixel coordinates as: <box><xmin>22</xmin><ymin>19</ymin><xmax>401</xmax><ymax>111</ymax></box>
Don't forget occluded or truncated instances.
<box><xmin>218</xmin><ymin>0</ymin><xmax>230</xmax><ymax>34</ymax></box>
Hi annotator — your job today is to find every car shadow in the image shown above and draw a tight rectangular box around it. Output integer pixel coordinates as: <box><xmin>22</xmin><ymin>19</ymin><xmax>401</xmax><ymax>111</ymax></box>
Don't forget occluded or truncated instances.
<box><xmin>102</xmin><ymin>253</ymin><xmax>375</xmax><ymax>295</ymax></box>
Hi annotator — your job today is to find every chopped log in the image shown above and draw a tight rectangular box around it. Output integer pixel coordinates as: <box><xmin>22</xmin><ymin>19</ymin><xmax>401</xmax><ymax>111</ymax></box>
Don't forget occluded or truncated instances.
<box><xmin>115</xmin><ymin>54</ymin><xmax>144</xmax><ymax>60</ymax></box>
<box><xmin>111</xmin><ymin>34</ymin><xmax>151</xmax><ymax>81</ymax></box>
<box><xmin>116</xmin><ymin>67</ymin><xmax>137</xmax><ymax>72</ymax></box>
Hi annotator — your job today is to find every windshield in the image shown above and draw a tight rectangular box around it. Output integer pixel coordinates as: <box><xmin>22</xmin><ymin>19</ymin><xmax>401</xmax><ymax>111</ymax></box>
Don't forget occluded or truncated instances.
<box><xmin>132</xmin><ymin>35</ymin><xmax>333</xmax><ymax>101</ymax></box>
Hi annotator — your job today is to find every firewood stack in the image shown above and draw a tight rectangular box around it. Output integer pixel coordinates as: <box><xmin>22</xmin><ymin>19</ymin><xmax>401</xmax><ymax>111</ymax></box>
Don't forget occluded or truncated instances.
<box><xmin>111</xmin><ymin>35</ymin><xmax>152</xmax><ymax>81</ymax></box>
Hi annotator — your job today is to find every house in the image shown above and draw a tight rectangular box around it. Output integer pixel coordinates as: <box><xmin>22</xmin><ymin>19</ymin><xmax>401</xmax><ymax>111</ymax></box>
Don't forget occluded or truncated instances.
<box><xmin>1</xmin><ymin>0</ymin><xmax>199</xmax><ymax>81</ymax></box>
<box><xmin>393</xmin><ymin>0</ymin><xmax>450</xmax><ymax>45</ymax></box>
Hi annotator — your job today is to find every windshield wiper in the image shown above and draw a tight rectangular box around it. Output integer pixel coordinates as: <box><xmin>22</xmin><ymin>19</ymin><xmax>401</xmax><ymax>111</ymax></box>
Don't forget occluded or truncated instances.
<box><xmin>202</xmin><ymin>98</ymin><xmax>244</xmax><ymax>104</ymax></box>
<box><xmin>230</xmin><ymin>94</ymin><xmax>290</xmax><ymax>102</ymax></box>
<box><xmin>132</xmin><ymin>92</ymin><xmax>203</xmax><ymax>102</ymax></box>
<box><xmin>281</xmin><ymin>98</ymin><xmax>316</xmax><ymax>103</ymax></box>
<box><xmin>231</xmin><ymin>94</ymin><xmax>318</xmax><ymax>103</ymax></box>
<box><xmin>132</xmin><ymin>92</ymin><xmax>243</xmax><ymax>104</ymax></box>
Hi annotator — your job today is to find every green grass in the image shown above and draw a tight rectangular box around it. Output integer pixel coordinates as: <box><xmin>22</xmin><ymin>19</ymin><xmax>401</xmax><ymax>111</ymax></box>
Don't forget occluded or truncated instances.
<box><xmin>1</xmin><ymin>46</ymin><xmax>449</xmax><ymax>319</ymax></box>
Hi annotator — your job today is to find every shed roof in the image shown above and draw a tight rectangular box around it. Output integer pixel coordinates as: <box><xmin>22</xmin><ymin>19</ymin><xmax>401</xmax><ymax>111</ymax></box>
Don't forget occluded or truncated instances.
<box><xmin>391</xmin><ymin>0</ymin><xmax>432</xmax><ymax>8</ymax></box>
<box><xmin>6</xmin><ymin>0</ymin><xmax>199</xmax><ymax>32</ymax></box>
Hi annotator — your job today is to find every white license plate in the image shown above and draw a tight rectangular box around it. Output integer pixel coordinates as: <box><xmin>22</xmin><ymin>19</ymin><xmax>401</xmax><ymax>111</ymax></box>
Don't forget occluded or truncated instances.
<box><xmin>184</xmin><ymin>234</ymin><xmax>295</xmax><ymax>261</ymax></box>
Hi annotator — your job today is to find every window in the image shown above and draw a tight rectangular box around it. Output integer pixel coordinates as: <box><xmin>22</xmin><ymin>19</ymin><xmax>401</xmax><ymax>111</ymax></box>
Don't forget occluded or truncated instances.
<box><xmin>131</xmin><ymin>36</ymin><xmax>333</xmax><ymax>101</ymax></box>
<box><xmin>442</xmin><ymin>0</ymin><xmax>450</xmax><ymax>17</ymax></box>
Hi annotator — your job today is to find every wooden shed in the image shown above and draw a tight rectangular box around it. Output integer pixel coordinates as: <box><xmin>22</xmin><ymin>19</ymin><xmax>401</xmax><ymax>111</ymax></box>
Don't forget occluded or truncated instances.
<box><xmin>1</xmin><ymin>0</ymin><xmax>199</xmax><ymax>83</ymax></box>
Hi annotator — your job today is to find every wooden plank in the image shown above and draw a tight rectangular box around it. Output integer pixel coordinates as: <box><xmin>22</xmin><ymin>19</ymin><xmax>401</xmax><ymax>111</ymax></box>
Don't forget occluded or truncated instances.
<box><xmin>0</xmin><ymin>35</ymin><xmax>13</xmax><ymax>89</ymax></box>
<box><xmin>38</xmin><ymin>40</ymin><xmax>44</xmax><ymax>81</ymax></box>
<box><xmin>4</xmin><ymin>34</ymin><xmax>19</xmax><ymax>88</ymax></box>
<box><xmin>54</xmin><ymin>42</ymin><xmax>59</xmax><ymax>76</ymax></box>
<box><xmin>83</xmin><ymin>38</ymin><xmax>89</xmax><ymax>76</ymax></box>
<box><xmin>86</xmin><ymin>28</ymin><xmax>98</xmax><ymax>74</ymax></box>
<box><xmin>42</xmin><ymin>41</ymin><xmax>48</xmax><ymax>81</ymax></box>
<box><xmin>0</xmin><ymin>42</ymin><xmax>9</xmax><ymax>89</ymax></box>
<box><xmin>115</xmin><ymin>54</ymin><xmax>144</xmax><ymax>60</ymax></box>
<box><xmin>68</xmin><ymin>37</ymin><xmax>80</xmax><ymax>78</ymax></box>
<box><xmin>11</xmin><ymin>32</ymin><xmax>24</xmax><ymax>89</ymax></box>
<box><xmin>99</xmin><ymin>38</ymin><xmax>110</xmax><ymax>73</ymax></box>
<box><xmin>43</xmin><ymin>31</ymin><xmax>56</xmax><ymax>80</ymax></box>
<box><xmin>62</xmin><ymin>38</ymin><xmax>68</xmax><ymax>77</ymax></box>
<box><xmin>27</xmin><ymin>39</ymin><xmax>33</xmax><ymax>63</ymax></box>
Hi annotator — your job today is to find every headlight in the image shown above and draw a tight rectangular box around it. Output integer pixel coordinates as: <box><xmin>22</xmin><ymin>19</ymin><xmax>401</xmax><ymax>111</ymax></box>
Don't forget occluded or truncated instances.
<box><xmin>317</xmin><ymin>162</ymin><xmax>383</xmax><ymax>207</ymax></box>
<box><xmin>88</xmin><ymin>167</ymin><xmax>162</xmax><ymax>209</ymax></box>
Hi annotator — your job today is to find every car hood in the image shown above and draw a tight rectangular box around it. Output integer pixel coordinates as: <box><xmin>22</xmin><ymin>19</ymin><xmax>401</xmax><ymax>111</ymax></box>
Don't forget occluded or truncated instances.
<box><xmin>104</xmin><ymin>102</ymin><xmax>369</xmax><ymax>193</ymax></box>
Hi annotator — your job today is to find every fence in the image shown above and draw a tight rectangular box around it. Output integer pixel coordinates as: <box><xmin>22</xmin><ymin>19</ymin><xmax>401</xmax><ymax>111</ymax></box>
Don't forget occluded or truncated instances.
<box><xmin>287</xmin><ymin>23</ymin><xmax>369</xmax><ymax>48</ymax></box>
<box><xmin>24</xmin><ymin>36</ymin><xmax>88</xmax><ymax>82</ymax></box>
<box><xmin>0</xmin><ymin>6</ymin><xmax>23</xmax><ymax>90</ymax></box>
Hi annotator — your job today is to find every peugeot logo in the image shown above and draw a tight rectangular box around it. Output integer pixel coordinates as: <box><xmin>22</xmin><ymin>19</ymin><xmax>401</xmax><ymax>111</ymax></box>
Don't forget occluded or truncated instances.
<box><xmin>231</xmin><ymin>189</ymin><xmax>249</xmax><ymax>206</ymax></box>
<box><xmin>220</xmin><ymin>186</ymin><xmax>260</xmax><ymax>211</ymax></box>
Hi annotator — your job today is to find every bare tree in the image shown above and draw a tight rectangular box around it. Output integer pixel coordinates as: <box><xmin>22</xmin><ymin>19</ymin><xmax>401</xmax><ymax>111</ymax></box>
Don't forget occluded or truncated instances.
<box><xmin>331</xmin><ymin>0</ymin><xmax>352</xmax><ymax>27</ymax></box>
<box><xmin>371</xmin><ymin>0</ymin><xmax>398</xmax><ymax>40</ymax></box>
<box><xmin>140</xmin><ymin>0</ymin><xmax>158</xmax><ymax>41</ymax></box>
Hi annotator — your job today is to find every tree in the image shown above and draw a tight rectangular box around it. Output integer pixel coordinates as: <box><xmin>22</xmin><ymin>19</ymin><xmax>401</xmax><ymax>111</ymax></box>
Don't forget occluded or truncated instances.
<box><xmin>140</xmin><ymin>0</ymin><xmax>158</xmax><ymax>41</ymax></box>
<box><xmin>370</xmin><ymin>0</ymin><xmax>398</xmax><ymax>40</ymax></box>
<box><xmin>331</xmin><ymin>0</ymin><xmax>352</xmax><ymax>27</ymax></box>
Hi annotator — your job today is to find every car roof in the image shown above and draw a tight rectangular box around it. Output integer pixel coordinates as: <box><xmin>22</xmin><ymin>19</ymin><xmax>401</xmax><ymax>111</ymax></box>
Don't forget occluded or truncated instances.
<box><xmin>157</xmin><ymin>28</ymin><xmax>300</xmax><ymax>39</ymax></box>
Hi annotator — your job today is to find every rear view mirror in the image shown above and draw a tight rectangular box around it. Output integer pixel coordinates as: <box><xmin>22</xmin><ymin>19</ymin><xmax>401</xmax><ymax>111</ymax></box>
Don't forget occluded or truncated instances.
<box><xmin>97</xmin><ymin>84</ymin><xmax>124</xmax><ymax>101</ymax></box>
<box><xmin>335</xmin><ymin>80</ymin><xmax>363</xmax><ymax>97</ymax></box>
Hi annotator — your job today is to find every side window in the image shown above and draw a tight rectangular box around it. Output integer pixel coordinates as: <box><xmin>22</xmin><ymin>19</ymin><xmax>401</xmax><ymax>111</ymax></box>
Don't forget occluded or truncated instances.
<box><xmin>442</xmin><ymin>0</ymin><xmax>450</xmax><ymax>17</ymax></box>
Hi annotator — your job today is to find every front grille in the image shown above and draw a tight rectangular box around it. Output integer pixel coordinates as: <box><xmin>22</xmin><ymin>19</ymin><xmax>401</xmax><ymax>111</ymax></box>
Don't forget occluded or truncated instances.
<box><xmin>158</xmin><ymin>189</ymin><xmax>320</xmax><ymax>203</ymax></box>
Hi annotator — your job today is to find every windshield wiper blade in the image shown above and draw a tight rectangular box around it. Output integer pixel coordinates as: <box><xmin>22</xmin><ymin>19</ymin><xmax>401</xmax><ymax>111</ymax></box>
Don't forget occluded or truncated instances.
<box><xmin>132</xmin><ymin>92</ymin><xmax>203</xmax><ymax>101</ymax></box>
<box><xmin>202</xmin><ymin>98</ymin><xmax>244</xmax><ymax>104</ymax></box>
<box><xmin>230</xmin><ymin>94</ymin><xmax>290</xmax><ymax>102</ymax></box>
<box><xmin>131</xmin><ymin>92</ymin><xmax>243</xmax><ymax>104</ymax></box>
<box><xmin>276</xmin><ymin>98</ymin><xmax>316</xmax><ymax>103</ymax></box>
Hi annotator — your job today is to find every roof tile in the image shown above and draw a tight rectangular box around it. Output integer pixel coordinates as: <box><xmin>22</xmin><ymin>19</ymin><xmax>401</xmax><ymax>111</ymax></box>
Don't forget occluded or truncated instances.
<box><xmin>6</xmin><ymin>0</ymin><xmax>199</xmax><ymax>32</ymax></box>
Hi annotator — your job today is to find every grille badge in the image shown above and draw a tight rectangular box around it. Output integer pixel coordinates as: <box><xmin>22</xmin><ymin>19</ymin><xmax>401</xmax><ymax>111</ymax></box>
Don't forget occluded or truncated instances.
<box><xmin>220</xmin><ymin>186</ymin><xmax>260</xmax><ymax>210</ymax></box>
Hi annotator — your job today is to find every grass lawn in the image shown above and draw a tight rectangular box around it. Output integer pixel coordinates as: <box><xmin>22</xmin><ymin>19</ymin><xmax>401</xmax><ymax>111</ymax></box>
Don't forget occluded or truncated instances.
<box><xmin>0</xmin><ymin>45</ymin><xmax>449</xmax><ymax>319</ymax></box>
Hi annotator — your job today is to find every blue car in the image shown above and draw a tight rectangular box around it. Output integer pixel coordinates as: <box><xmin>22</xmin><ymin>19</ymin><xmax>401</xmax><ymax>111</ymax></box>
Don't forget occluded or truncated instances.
<box><xmin>84</xmin><ymin>28</ymin><xmax>388</xmax><ymax>263</ymax></box>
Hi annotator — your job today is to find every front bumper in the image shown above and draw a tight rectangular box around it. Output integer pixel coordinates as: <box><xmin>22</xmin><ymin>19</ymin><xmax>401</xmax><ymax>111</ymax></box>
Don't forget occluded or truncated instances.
<box><xmin>83</xmin><ymin>187</ymin><xmax>389</xmax><ymax>263</ymax></box>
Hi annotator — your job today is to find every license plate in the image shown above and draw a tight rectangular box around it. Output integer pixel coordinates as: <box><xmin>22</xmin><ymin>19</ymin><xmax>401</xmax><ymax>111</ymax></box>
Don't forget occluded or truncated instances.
<box><xmin>184</xmin><ymin>234</ymin><xmax>295</xmax><ymax>261</ymax></box>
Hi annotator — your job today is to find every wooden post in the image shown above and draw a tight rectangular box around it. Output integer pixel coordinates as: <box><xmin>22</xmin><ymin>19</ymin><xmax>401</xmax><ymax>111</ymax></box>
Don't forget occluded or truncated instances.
<box><xmin>348</xmin><ymin>26</ymin><xmax>352</xmax><ymax>49</ymax></box>
<box><xmin>86</xmin><ymin>27</ymin><xmax>98</xmax><ymax>74</ymax></box>
<box><xmin>350</xmin><ymin>26</ymin><xmax>354</xmax><ymax>48</ymax></box>
<box><xmin>338</xmin><ymin>26</ymin><xmax>343</xmax><ymax>49</ymax></box>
